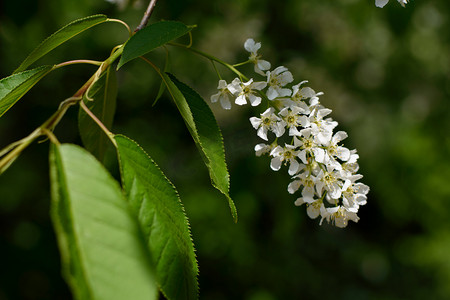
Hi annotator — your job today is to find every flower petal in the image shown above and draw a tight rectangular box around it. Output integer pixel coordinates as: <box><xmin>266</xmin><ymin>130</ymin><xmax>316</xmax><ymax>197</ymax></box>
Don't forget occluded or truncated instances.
<box><xmin>270</xmin><ymin>157</ymin><xmax>282</xmax><ymax>171</ymax></box>
<box><xmin>375</xmin><ymin>0</ymin><xmax>389</xmax><ymax>7</ymax></box>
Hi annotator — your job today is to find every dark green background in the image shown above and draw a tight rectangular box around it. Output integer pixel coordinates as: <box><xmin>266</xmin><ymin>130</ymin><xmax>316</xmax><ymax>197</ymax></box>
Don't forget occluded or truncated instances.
<box><xmin>1</xmin><ymin>0</ymin><xmax>449</xmax><ymax>299</ymax></box>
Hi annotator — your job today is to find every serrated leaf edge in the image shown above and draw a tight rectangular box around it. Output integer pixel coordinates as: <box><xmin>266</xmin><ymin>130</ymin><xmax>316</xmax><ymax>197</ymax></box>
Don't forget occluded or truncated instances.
<box><xmin>164</xmin><ymin>73</ymin><xmax>237</xmax><ymax>222</ymax></box>
<box><xmin>0</xmin><ymin>65</ymin><xmax>54</xmax><ymax>117</ymax></box>
<box><xmin>114</xmin><ymin>134</ymin><xmax>200</xmax><ymax>299</ymax></box>
<box><xmin>14</xmin><ymin>14</ymin><xmax>108</xmax><ymax>73</ymax></box>
<box><xmin>117</xmin><ymin>21</ymin><xmax>194</xmax><ymax>70</ymax></box>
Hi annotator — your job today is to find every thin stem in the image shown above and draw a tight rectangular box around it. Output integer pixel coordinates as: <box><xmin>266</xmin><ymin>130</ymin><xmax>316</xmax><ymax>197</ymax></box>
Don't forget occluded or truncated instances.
<box><xmin>43</xmin><ymin>97</ymin><xmax>81</xmax><ymax>131</ymax></box>
<box><xmin>135</xmin><ymin>0</ymin><xmax>158</xmax><ymax>32</ymax></box>
<box><xmin>211</xmin><ymin>60</ymin><xmax>222</xmax><ymax>80</ymax></box>
<box><xmin>0</xmin><ymin>128</ymin><xmax>42</xmax><ymax>173</ymax></box>
<box><xmin>108</xmin><ymin>18</ymin><xmax>132</xmax><ymax>36</ymax></box>
<box><xmin>174</xmin><ymin>32</ymin><xmax>194</xmax><ymax>48</ymax></box>
<box><xmin>0</xmin><ymin>96</ymin><xmax>79</xmax><ymax>172</ymax></box>
<box><xmin>233</xmin><ymin>60</ymin><xmax>251</xmax><ymax>67</ymax></box>
<box><xmin>169</xmin><ymin>43</ymin><xmax>248</xmax><ymax>81</ymax></box>
<box><xmin>140</xmin><ymin>56</ymin><xmax>162</xmax><ymax>76</ymax></box>
<box><xmin>55</xmin><ymin>60</ymin><xmax>102</xmax><ymax>69</ymax></box>
<box><xmin>187</xmin><ymin>32</ymin><xmax>193</xmax><ymax>48</ymax></box>
<box><xmin>74</xmin><ymin>74</ymin><xmax>97</xmax><ymax>98</ymax></box>
<box><xmin>0</xmin><ymin>39</ymin><xmax>125</xmax><ymax>173</ymax></box>
<box><xmin>102</xmin><ymin>44</ymin><xmax>124</xmax><ymax>72</ymax></box>
<box><xmin>79</xmin><ymin>99</ymin><xmax>115</xmax><ymax>146</ymax></box>
<box><xmin>80</xmin><ymin>45</ymin><xmax>124</xmax><ymax>101</ymax></box>
<box><xmin>41</xmin><ymin>128</ymin><xmax>60</xmax><ymax>145</ymax></box>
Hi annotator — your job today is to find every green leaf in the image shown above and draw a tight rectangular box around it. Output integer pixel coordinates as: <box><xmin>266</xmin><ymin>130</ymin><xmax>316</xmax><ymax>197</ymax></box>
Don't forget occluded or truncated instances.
<box><xmin>78</xmin><ymin>66</ymin><xmax>117</xmax><ymax>161</ymax></box>
<box><xmin>115</xmin><ymin>135</ymin><xmax>198</xmax><ymax>300</ymax></box>
<box><xmin>0</xmin><ymin>65</ymin><xmax>54</xmax><ymax>118</ymax></box>
<box><xmin>49</xmin><ymin>143</ymin><xmax>158</xmax><ymax>300</ymax></box>
<box><xmin>15</xmin><ymin>15</ymin><xmax>108</xmax><ymax>73</ymax></box>
<box><xmin>162</xmin><ymin>73</ymin><xmax>237</xmax><ymax>222</ymax></box>
<box><xmin>118</xmin><ymin>21</ymin><xmax>194</xmax><ymax>69</ymax></box>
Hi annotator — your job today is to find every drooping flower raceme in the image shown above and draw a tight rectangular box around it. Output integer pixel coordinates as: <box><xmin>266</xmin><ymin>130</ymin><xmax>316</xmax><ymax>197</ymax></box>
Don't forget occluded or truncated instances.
<box><xmin>210</xmin><ymin>38</ymin><xmax>369</xmax><ymax>228</ymax></box>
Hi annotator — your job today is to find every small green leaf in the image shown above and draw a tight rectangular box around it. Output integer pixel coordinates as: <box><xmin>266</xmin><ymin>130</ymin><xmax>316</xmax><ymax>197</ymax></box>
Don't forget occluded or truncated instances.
<box><xmin>0</xmin><ymin>65</ymin><xmax>54</xmax><ymax>118</ymax></box>
<box><xmin>50</xmin><ymin>143</ymin><xmax>158</xmax><ymax>300</ymax></box>
<box><xmin>118</xmin><ymin>21</ymin><xmax>194</xmax><ymax>69</ymax></box>
<box><xmin>15</xmin><ymin>15</ymin><xmax>108</xmax><ymax>73</ymax></box>
<box><xmin>162</xmin><ymin>73</ymin><xmax>237</xmax><ymax>222</ymax></box>
<box><xmin>115</xmin><ymin>135</ymin><xmax>199</xmax><ymax>300</ymax></box>
<box><xmin>78</xmin><ymin>66</ymin><xmax>117</xmax><ymax>161</ymax></box>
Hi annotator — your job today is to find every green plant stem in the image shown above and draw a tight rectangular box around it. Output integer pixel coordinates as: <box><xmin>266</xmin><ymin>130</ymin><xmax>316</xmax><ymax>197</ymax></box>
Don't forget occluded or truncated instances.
<box><xmin>41</xmin><ymin>128</ymin><xmax>60</xmax><ymax>145</ymax></box>
<box><xmin>169</xmin><ymin>43</ymin><xmax>248</xmax><ymax>81</ymax></box>
<box><xmin>79</xmin><ymin>99</ymin><xmax>116</xmax><ymax>146</ymax></box>
<box><xmin>169</xmin><ymin>42</ymin><xmax>275</xmax><ymax>110</ymax></box>
<box><xmin>211</xmin><ymin>61</ymin><xmax>222</xmax><ymax>80</ymax></box>
<box><xmin>0</xmin><ymin>96</ymin><xmax>77</xmax><ymax>172</ymax></box>
<box><xmin>108</xmin><ymin>18</ymin><xmax>132</xmax><ymax>36</ymax></box>
<box><xmin>140</xmin><ymin>56</ymin><xmax>163</xmax><ymax>78</ymax></box>
<box><xmin>0</xmin><ymin>44</ymin><xmax>125</xmax><ymax>173</ymax></box>
<box><xmin>55</xmin><ymin>60</ymin><xmax>103</xmax><ymax>69</ymax></box>
<box><xmin>233</xmin><ymin>60</ymin><xmax>251</xmax><ymax>67</ymax></box>
<box><xmin>0</xmin><ymin>128</ymin><xmax>41</xmax><ymax>173</ymax></box>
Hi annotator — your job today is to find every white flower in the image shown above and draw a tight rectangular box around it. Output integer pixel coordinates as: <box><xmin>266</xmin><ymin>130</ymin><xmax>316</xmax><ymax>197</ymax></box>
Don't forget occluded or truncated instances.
<box><xmin>308</xmin><ymin>108</ymin><xmax>338</xmax><ymax>145</ymax></box>
<box><xmin>270</xmin><ymin>144</ymin><xmax>300</xmax><ymax>175</ymax></box>
<box><xmin>211</xmin><ymin>80</ymin><xmax>232</xmax><ymax>110</ymax></box>
<box><xmin>244</xmin><ymin>39</ymin><xmax>271</xmax><ymax>76</ymax></box>
<box><xmin>254</xmin><ymin>143</ymin><xmax>274</xmax><ymax>157</ymax></box>
<box><xmin>228</xmin><ymin>78</ymin><xmax>266</xmax><ymax>107</ymax></box>
<box><xmin>322</xmin><ymin>131</ymin><xmax>351</xmax><ymax>169</ymax></box>
<box><xmin>320</xmin><ymin>206</ymin><xmax>359</xmax><ymax>228</ymax></box>
<box><xmin>266</xmin><ymin>66</ymin><xmax>294</xmax><ymax>100</ymax></box>
<box><xmin>250</xmin><ymin>107</ymin><xmax>285</xmax><ymax>141</ymax></box>
<box><xmin>293</xmin><ymin>129</ymin><xmax>326</xmax><ymax>164</ymax></box>
<box><xmin>291</xmin><ymin>82</ymin><xmax>323</xmax><ymax>107</ymax></box>
<box><xmin>375</xmin><ymin>0</ymin><xmax>408</xmax><ymax>8</ymax></box>
<box><xmin>288</xmin><ymin>172</ymin><xmax>317</xmax><ymax>203</ymax></box>
<box><xmin>341</xmin><ymin>149</ymin><xmax>360</xmax><ymax>177</ymax></box>
<box><xmin>316</xmin><ymin>165</ymin><xmax>343</xmax><ymax>200</ymax></box>
<box><xmin>295</xmin><ymin>198</ymin><xmax>323</xmax><ymax>219</ymax></box>
<box><xmin>278</xmin><ymin>106</ymin><xmax>308</xmax><ymax>136</ymax></box>
<box><xmin>341</xmin><ymin>175</ymin><xmax>369</xmax><ymax>210</ymax></box>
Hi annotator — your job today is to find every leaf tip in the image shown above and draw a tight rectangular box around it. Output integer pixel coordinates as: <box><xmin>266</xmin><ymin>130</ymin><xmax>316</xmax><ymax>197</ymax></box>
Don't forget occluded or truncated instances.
<box><xmin>116</xmin><ymin>58</ymin><xmax>124</xmax><ymax>70</ymax></box>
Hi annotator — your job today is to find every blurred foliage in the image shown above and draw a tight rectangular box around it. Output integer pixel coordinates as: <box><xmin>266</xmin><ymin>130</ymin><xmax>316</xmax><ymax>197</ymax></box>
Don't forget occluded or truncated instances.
<box><xmin>1</xmin><ymin>0</ymin><xmax>450</xmax><ymax>299</ymax></box>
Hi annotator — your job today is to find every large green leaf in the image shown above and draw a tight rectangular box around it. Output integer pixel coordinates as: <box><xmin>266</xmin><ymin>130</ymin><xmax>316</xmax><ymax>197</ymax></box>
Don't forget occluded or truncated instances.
<box><xmin>117</xmin><ymin>21</ymin><xmax>194</xmax><ymax>69</ymax></box>
<box><xmin>0</xmin><ymin>65</ymin><xmax>54</xmax><ymax>118</ymax></box>
<box><xmin>15</xmin><ymin>15</ymin><xmax>108</xmax><ymax>73</ymax></box>
<box><xmin>50</xmin><ymin>143</ymin><xmax>158</xmax><ymax>300</ymax></box>
<box><xmin>78</xmin><ymin>66</ymin><xmax>117</xmax><ymax>161</ymax></box>
<box><xmin>162</xmin><ymin>73</ymin><xmax>237</xmax><ymax>222</ymax></box>
<box><xmin>115</xmin><ymin>135</ymin><xmax>198</xmax><ymax>300</ymax></box>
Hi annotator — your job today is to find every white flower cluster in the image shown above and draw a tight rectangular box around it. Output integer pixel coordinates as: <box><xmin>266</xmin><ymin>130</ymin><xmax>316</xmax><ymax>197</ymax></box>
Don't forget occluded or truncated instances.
<box><xmin>375</xmin><ymin>0</ymin><xmax>409</xmax><ymax>8</ymax></box>
<box><xmin>210</xmin><ymin>39</ymin><xmax>369</xmax><ymax>228</ymax></box>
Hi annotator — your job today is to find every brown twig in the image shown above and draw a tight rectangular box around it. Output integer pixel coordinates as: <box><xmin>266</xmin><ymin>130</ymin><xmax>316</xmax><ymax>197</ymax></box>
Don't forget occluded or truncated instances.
<box><xmin>135</xmin><ymin>0</ymin><xmax>158</xmax><ymax>32</ymax></box>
